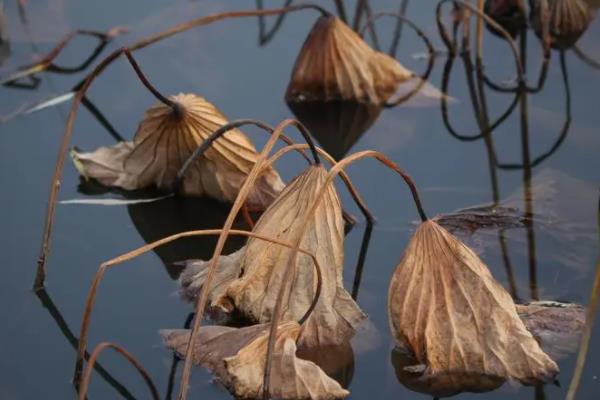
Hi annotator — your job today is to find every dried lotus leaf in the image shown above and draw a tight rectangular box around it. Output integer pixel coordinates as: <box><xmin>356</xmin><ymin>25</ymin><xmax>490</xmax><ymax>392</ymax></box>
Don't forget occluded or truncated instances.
<box><xmin>71</xmin><ymin>93</ymin><xmax>284</xmax><ymax>209</ymax></box>
<box><xmin>181</xmin><ymin>165</ymin><xmax>366</xmax><ymax>347</ymax></box>
<box><xmin>531</xmin><ymin>0</ymin><xmax>596</xmax><ymax>49</ymax></box>
<box><xmin>162</xmin><ymin>322</ymin><xmax>349</xmax><ymax>400</ymax></box>
<box><xmin>286</xmin><ymin>16</ymin><xmax>413</xmax><ymax>105</ymax></box>
<box><xmin>388</xmin><ymin>220</ymin><xmax>558</xmax><ymax>386</ymax></box>
<box><xmin>484</xmin><ymin>0</ymin><xmax>527</xmax><ymax>38</ymax></box>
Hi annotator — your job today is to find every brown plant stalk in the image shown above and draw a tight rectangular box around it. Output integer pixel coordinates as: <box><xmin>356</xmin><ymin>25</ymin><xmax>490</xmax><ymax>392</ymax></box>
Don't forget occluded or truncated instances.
<box><xmin>35</xmin><ymin>4</ymin><xmax>331</xmax><ymax>290</ymax></box>
<box><xmin>262</xmin><ymin>150</ymin><xmax>427</xmax><ymax>398</ymax></box>
<box><xmin>78</xmin><ymin>342</ymin><xmax>159</xmax><ymax>400</ymax></box>
<box><xmin>73</xmin><ymin>228</ymin><xmax>323</xmax><ymax>386</ymax></box>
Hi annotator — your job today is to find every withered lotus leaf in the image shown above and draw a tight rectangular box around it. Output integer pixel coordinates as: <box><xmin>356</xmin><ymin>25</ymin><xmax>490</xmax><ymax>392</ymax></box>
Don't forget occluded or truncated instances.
<box><xmin>71</xmin><ymin>93</ymin><xmax>284</xmax><ymax>209</ymax></box>
<box><xmin>180</xmin><ymin>165</ymin><xmax>366</xmax><ymax>347</ymax></box>
<box><xmin>161</xmin><ymin>322</ymin><xmax>350</xmax><ymax>400</ymax></box>
<box><xmin>388</xmin><ymin>220</ymin><xmax>558</xmax><ymax>386</ymax></box>
<box><xmin>285</xmin><ymin>16</ymin><xmax>413</xmax><ymax>105</ymax></box>
<box><xmin>531</xmin><ymin>0</ymin><xmax>596</xmax><ymax>49</ymax></box>
<box><xmin>484</xmin><ymin>0</ymin><xmax>527</xmax><ymax>38</ymax></box>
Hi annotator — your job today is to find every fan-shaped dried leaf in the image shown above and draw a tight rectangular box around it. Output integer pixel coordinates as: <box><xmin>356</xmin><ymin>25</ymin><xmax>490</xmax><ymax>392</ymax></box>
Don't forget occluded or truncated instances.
<box><xmin>181</xmin><ymin>165</ymin><xmax>366</xmax><ymax>347</ymax></box>
<box><xmin>161</xmin><ymin>322</ymin><xmax>349</xmax><ymax>400</ymax></box>
<box><xmin>531</xmin><ymin>0</ymin><xmax>596</xmax><ymax>49</ymax></box>
<box><xmin>388</xmin><ymin>220</ymin><xmax>558</xmax><ymax>387</ymax></box>
<box><xmin>285</xmin><ymin>16</ymin><xmax>413</xmax><ymax>105</ymax></box>
<box><xmin>71</xmin><ymin>93</ymin><xmax>284</xmax><ymax>209</ymax></box>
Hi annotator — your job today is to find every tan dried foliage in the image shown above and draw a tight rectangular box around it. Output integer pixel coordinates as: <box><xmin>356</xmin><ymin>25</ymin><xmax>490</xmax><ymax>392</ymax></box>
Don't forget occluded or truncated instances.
<box><xmin>180</xmin><ymin>165</ymin><xmax>366</xmax><ymax>347</ymax></box>
<box><xmin>388</xmin><ymin>220</ymin><xmax>559</xmax><ymax>387</ymax></box>
<box><xmin>71</xmin><ymin>93</ymin><xmax>284</xmax><ymax>209</ymax></box>
<box><xmin>285</xmin><ymin>15</ymin><xmax>413</xmax><ymax>105</ymax></box>
<box><xmin>162</xmin><ymin>322</ymin><xmax>349</xmax><ymax>400</ymax></box>
<box><xmin>531</xmin><ymin>0</ymin><xmax>596</xmax><ymax>49</ymax></box>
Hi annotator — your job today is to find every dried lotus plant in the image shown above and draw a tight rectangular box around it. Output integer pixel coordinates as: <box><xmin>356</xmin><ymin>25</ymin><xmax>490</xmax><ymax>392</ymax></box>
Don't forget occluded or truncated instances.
<box><xmin>71</xmin><ymin>92</ymin><xmax>285</xmax><ymax>209</ymax></box>
<box><xmin>180</xmin><ymin>164</ymin><xmax>366</xmax><ymax>348</ymax></box>
<box><xmin>531</xmin><ymin>0</ymin><xmax>596</xmax><ymax>50</ymax></box>
<box><xmin>387</xmin><ymin>219</ymin><xmax>559</xmax><ymax>387</ymax></box>
<box><xmin>285</xmin><ymin>15</ymin><xmax>414</xmax><ymax>105</ymax></box>
<box><xmin>162</xmin><ymin>322</ymin><xmax>349</xmax><ymax>400</ymax></box>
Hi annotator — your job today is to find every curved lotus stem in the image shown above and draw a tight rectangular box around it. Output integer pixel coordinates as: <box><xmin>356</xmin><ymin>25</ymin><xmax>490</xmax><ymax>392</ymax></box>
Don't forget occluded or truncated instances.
<box><xmin>358</xmin><ymin>12</ymin><xmax>436</xmax><ymax>107</ymax></box>
<box><xmin>256</xmin><ymin>0</ymin><xmax>294</xmax><ymax>45</ymax></box>
<box><xmin>78</xmin><ymin>342</ymin><xmax>159</xmax><ymax>400</ymax></box>
<box><xmin>496</xmin><ymin>50</ymin><xmax>571</xmax><ymax>169</ymax></box>
<box><xmin>73</xmin><ymin>228</ymin><xmax>323</xmax><ymax>386</ymax></box>
<box><xmin>574</xmin><ymin>45</ymin><xmax>600</xmax><ymax>70</ymax></box>
<box><xmin>263</xmin><ymin>143</ymin><xmax>374</xmax><ymax>223</ymax></box>
<box><xmin>440</xmin><ymin>52</ymin><xmax>520</xmax><ymax>141</ymax></box>
<box><xmin>436</xmin><ymin>0</ymin><xmax>525</xmax><ymax>89</ymax></box>
<box><xmin>262</xmin><ymin>150</ymin><xmax>427</xmax><ymax>398</ymax></box>
<box><xmin>175</xmin><ymin>119</ymin><xmax>321</xmax><ymax>188</ymax></box>
<box><xmin>35</xmin><ymin>4</ymin><xmax>333</xmax><ymax>291</ymax></box>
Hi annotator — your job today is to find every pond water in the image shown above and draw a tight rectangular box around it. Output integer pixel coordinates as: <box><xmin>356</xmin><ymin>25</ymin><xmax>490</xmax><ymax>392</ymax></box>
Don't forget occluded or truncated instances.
<box><xmin>0</xmin><ymin>0</ymin><xmax>599</xmax><ymax>399</ymax></box>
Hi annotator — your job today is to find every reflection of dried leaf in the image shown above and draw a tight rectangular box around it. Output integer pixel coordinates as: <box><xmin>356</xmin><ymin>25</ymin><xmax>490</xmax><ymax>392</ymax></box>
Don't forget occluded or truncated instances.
<box><xmin>435</xmin><ymin>204</ymin><xmax>528</xmax><ymax>234</ymax></box>
<box><xmin>286</xmin><ymin>16</ymin><xmax>413</xmax><ymax>104</ymax></box>
<box><xmin>162</xmin><ymin>322</ymin><xmax>349</xmax><ymax>400</ymax></box>
<box><xmin>531</xmin><ymin>0</ymin><xmax>596</xmax><ymax>49</ymax></box>
<box><xmin>517</xmin><ymin>301</ymin><xmax>585</xmax><ymax>361</ymax></box>
<box><xmin>71</xmin><ymin>94</ymin><xmax>284</xmax><ymax>209</ymax></box>
<box><xmin>181</xmin><ymin>165</ymin><xmax>366</xmax><ymax>347</ymax></box>
<box><xmin>388</xmin><ymin>220</ymin><xmax>558</xmax><ymax>387</ymax></box>
<box><xmin>484</xmin><ymin>0</ymin><xmax>526</xmax><ymax>38</ymax></box>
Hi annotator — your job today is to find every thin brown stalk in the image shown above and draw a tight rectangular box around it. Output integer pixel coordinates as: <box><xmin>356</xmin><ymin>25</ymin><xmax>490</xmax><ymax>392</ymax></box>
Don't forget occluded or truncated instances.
<box><xmin>262</xmin><ymin>150</ymin><xmax>427</xmax><ymax>398</ymax></box>
<box><xmin>476</xmin><ymin>0</ymin><xmax>484</xmax><ymax>62</ymax></box>
<box><xmin>73</xmin><ymin>227</ymin><xmax>322</xmax><ymax>386</ymax></box>
<box><xmin>78</xmin><ymin>342</ymin><xmax>159</xmax><ymax>400</ymax></box>
<box><xmin>175</xmin><ymin>119</ymin><xmax>306</xmax><ymax>400</ymax></box>
<box><xmin>358</xmin><ymin>12</ymin><xmax>436</xmax><ymax>107</ymax></box>
<box><xmin>35</xmin><ymin>4</ymin><xmax>329</xmax><ymax>290</ymax></box>
<box><xmin>263</xmin><ymin>143</ymin><xmax>374</xmax><ymax>223</ymax></box>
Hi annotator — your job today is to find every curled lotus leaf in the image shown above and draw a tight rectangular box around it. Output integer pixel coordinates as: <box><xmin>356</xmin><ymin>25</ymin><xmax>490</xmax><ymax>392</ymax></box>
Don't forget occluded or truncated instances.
<box><xmin>161</xmin><ymin>322</ymin><xmax>349</xmax><ymax>400</ymax></box>
<box><xmin>180</xmin><ymin>165</ymin><xmax>366</xmax><ymax>348</ymax></box>
<box><xmin>71</xmin><ymin>93</ymin><xmax>284</xmax><ymax>209</ymax></box>
<box><xmin>388</xmin><ymin>220</ymin><xmax>559</xmax><ymax>388</ymax></box>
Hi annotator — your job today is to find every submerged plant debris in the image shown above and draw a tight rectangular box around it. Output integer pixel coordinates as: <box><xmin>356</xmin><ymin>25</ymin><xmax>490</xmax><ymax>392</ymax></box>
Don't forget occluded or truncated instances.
<box><xmin>71</xmin><ymin>93</ymin><xmax>284</xmax><ymax>209</ymax></box>
<box><xmin>180</xmin><ymin>165</ymin><xmax>366</xmax><ymax>348</ymax></box>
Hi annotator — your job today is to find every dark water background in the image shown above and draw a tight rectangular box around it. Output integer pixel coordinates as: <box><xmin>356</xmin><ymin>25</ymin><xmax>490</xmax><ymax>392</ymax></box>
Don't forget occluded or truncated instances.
<box><xmin>0</xmin><ymin>0</ymin><xmax>599</xmax><ymax>399</ymax></box>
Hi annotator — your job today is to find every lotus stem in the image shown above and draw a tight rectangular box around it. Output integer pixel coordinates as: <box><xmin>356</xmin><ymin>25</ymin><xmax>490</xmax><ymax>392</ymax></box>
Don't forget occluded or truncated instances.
<box><xmin>78</xmin><ymin>342</ymin><xmax>159</xmax><ymax>400</ymax></box>
<box><xmin>35</xmin><ymin>5</ymin><xmax>328</xmax><ymax>290</ymax></box>
<box><xmin>175</xmin><ymin>119</ymin><xmax>321</xmax><ymax>192</ymax></box>
<box><xmin>574</xmin><ymin>45</ymin><xmax>600</xmax><ymax>70</ymax></box>
<box><xmin>358</xmin><ymin>12</ymin><xmax>436</xmax><ymax>107</ymax></box>
<box><xmin>389</xmin><ymin>0</ymin><xmax>410</xmax><ymax>57</ymax></box>
<box><xmin>176</xmin><ymin>119</ymin><xmax>307</xmax><ymax>400</ymax></box>
<box><xmin>263</xmin><ymin>143</ymin><xmax>374</xmax><ymax>223</ymax></box>
<box><xmin>263</xmin><ymin>150</ymin><xmax>427</xmax><ymax>398</ymax></box>
<box><xmin>73</xmin><ymin>228</ymin><xmax>322</xmax><ymax>387</ymax></box>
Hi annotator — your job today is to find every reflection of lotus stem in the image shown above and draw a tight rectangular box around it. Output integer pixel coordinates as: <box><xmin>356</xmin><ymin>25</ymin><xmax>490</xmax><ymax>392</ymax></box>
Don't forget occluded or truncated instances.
<box><xmin>35</xmin><ymin>5</ymin><xmax>331</xmax><ymax>291</ymax></box>
<box><xmin>73</xmin><ymin>227</ymin><xmax>323</xmax><ymax>389</ymax></box>
<box><xmin>358</xmin><ymin>12</ymin><xmax>436</xmax><ymax>107</ymax></box>
<box><xmin>573</xmin><ymin>45</ymin><xmax>600</xmax><ymax>70</ymax></box>
<box><xmin>78</xmin><ymin>342</ymin><xmax>159</xmax><ymax>400</ymax></box>
<box><xmin>436</xmin><ymin>0</ymin><xmax>525</xmax><ymax>86</ymax></box>
<box><xmin>263</xmin><ymin>150</ymin><xmax>427</xmax><ymax>398</ymax></box>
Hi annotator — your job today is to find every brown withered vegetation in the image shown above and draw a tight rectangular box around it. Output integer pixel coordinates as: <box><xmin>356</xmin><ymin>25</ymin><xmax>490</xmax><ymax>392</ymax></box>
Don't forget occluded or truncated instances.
<box><xmin>72</xmin><ymin>93</ymin><xmax>284</xmax><ymax>209</ymax></box>
<box><xmin>388</xmin><ymin>220</ymin><xmax>559</xmax><ymax>388</ymax></box>
<box><xmin>162</xmin><ymin>322</ymin><xmax>349</xmax><ymax>400</ymax></box>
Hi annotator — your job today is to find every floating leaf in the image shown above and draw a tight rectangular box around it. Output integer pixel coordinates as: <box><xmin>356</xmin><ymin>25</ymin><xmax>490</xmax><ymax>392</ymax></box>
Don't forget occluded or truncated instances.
<box><xmin>71</xmin><ymin>94</ymin><xmax>284</xmax><ymax>209</ymax></box>
<box><xmin>285</xmin><ymin>15</ymin><xmax>413</xmax><ymax>104</ymax></box>
<box><xmin>58</xmin><ymin>194</ymin><xmax>173</xmax><ymax>206</ymax></box>
<box><xmin>180</xmin><ymin>165</ymin><xmax>366</xmax><ymax>347</ymax></box>
<box><xmin>161</xmin><ymin>322</ymin><xmax>350</xmax><ymax>400</ymax></box>
<box><xmin>388</xmin><ymin>220</ymin><xmax>558</xmax><ymax>389</ymax></box>
<box><xmin>517</xmin><ymin>301</ymin><xmax>585</xmax><ymax>361</ymax></box>
<box><xmin>531</xmin><ymin>0</ymin><xmax>596</xmax><ymax>49</ymax></box>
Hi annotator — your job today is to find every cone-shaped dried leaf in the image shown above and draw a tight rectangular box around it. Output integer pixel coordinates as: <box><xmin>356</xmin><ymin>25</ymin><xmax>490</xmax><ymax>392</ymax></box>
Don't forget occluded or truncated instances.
<box><xmin>181</xmin><ymin>165</ymin><xmax>366</xmax><ymax>347</ymax></box>
<box><xmin>71</xmin><ymin>93</ymin><xmax>284</xmax><ymax>209</ymax></box>
<box><xmin>285</xmin><ymin>16</ymin><xmax>413</xmax><ymax>105</ymax></box>
<box><xmin>388</xmin><ymin>220</ymin><xmax>558</xmax><ymax>386</ymax></box>
<box><xmin>531</xmin><ymin>0</ymin><xmax>596</xmax><ymax>49</ymax></box>
<box><xmin>161</xmin><ymin>322</ymin><xmax>349</xmax><ymax>400</ymax></box>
